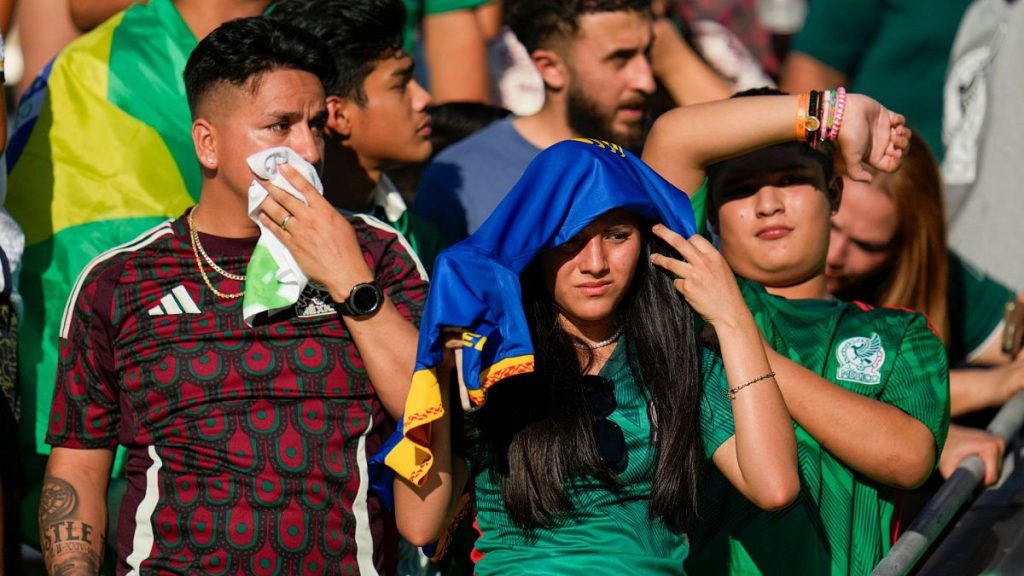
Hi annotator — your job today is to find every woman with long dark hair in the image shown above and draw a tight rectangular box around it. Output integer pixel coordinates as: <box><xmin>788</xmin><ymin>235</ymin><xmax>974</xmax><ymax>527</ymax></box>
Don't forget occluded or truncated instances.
<box><xmin>385</xmin><ymin>90</ymin><xmax>909</xmax><ymax>574</ymax></box>
<box><xmin>385</xmin><ymin>138</ymin><xmax>798</xmax><ymax>575</ymax></box>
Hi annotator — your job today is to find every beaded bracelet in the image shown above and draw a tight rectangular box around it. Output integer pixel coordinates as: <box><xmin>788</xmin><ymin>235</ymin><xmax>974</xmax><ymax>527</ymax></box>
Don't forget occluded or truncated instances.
<box><xmin>819</xmin><ymin>89</ymin><xmax>832</xmax><ymax>142</ymax></box>
<box><xmin>727</xmin><ymin>371</ymin><xmax>777</xmax><ymax>400</ymax></box>
<box><xmin>828</xmin><ymin>87</ymin><xmax>847</xmax><ymax>141</ymax></box>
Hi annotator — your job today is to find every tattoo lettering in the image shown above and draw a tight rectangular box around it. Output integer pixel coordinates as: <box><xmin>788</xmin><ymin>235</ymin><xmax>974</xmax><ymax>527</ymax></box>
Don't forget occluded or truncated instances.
<box><xmin>39</xmin><ymin>475</ymin><xmax>105</xmax><ymax>575</ymax></box>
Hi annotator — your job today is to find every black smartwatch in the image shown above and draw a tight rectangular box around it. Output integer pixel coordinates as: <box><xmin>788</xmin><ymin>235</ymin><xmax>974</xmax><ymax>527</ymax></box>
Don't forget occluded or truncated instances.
<box><xmin>334</xmin><ymin>282</ymin><xmax>384</xmax><ymax>317</ymax></box>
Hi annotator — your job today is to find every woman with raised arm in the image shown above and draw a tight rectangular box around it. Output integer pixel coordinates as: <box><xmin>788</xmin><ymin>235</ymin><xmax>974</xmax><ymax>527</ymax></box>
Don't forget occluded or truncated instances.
<box><xmin>387</xmin><ymin>88</ymin><xmax>910</xmax><ymax>574</ymax></box>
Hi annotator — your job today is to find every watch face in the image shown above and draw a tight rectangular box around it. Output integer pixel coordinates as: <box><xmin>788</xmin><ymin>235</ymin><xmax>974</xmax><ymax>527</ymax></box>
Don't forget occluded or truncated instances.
<box><xmin>350</xmin><ymin>283</ymin><xmax>382</xmax><ymax>315</ymax></box>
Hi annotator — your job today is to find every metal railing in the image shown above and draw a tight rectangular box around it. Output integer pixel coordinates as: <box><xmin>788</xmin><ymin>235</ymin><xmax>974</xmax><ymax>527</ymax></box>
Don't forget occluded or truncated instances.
<box><xmin>871</xmin><ymin>391</ymin><xmax>1024</xmax><ymax>576</ymax></box>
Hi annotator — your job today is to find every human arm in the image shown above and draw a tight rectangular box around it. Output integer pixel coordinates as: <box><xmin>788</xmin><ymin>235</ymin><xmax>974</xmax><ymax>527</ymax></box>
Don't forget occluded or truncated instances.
<box><xmin>423</xmin><ymin>1</ymin><xmax>501</xmax><ymax>103</ymax></box>
<box><xmin>651</xmin><ymin>229</ymin><xmax>798</xmax><ymax>510</ymax></box>
<box><xmin>39</xmin><ymin>447</ymin><xmax>114</xmax><ymax>576</ymax></box>
<box><xmin>642</xmin><ymin>92</ymin><xmax>910</xmax><ymax>195</ymax></box>
<box><xmin>779</xmin><ymin>52</ymin><xmax>847</xmax><ymax>94</ymax></box>
<box><xmin>778</xmin><ymin>0</ymin><xmax>880</xmax><ymax>94</ymax></box>
<box><xmin>949</xmin><ymin>286</ymin><xmax>1024</xmax><ymax>415</ymax></box>
<box><xmin>68</xmin><ymin>0</ymin><xmax>138</xmax><ymax>31</ymax></box>
<box><xmin>257</xmin><ymin>164</ymin><xmax>422</xmax><ymax>419</ymax></box>
<box><xmin>649</xmin><ymin>17</ymin><xmax>732</xmax><ymax>106</ymax></box>
<box><xmin>949</xmin><ymin>356</ymin><xmax>1024</xmax><ymax>416</ymax></box>
<box><xmin>0</xmin><ymin>0</ymin><xmax>13</xmax><ymax>36</ymax></box>
<box><xmin>393</xmin><ymin>335</ymin><xmax>470</xmax><ymax>546</ymax></box>
<box><xmin>962</xmin><ymin>291</ymin><xmax>1024</xmax><ymax>366</ymax></box>
<box><xmin>939</xmin><ymin>424</ymin><xmax>1005</xmax><ymax>487</ymax></box>
<box><xmin>40</xmin><ymin>258</ymin><xmax>121</xmax><ymax>573</ymax></box>
<box><xmin>761</xmin><ymin>318</ymin><xmax>947</xmax><ymax>489</ymax></box>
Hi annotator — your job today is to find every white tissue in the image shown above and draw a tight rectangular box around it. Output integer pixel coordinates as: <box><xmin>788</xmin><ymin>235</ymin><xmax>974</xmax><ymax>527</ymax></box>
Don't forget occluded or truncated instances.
<box><xmin>241</xmin><ymin>147</ymin><xmax>324</xmax><ymax>325</ymax></box>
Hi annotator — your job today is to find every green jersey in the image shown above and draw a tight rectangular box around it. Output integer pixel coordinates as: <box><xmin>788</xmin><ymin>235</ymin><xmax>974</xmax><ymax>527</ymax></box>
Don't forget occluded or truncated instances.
<box><xmin>686</xmin><ymin>279</ymin><xmax>950</xmax><ymax>576</ymax></box>
<box><xmin>471</xmin><ymin>343</ymin><xmax>735</xmax><ymax>575</ymax></box>
<box><xmin>401</xmin><ymin>0</ymin><xmax>495</xmax><ymax>54</ymax></box>
<box><xmin>947</xmin><ymin>250</ymin><xmax>1015</xmax><ymax>364</ymax></box>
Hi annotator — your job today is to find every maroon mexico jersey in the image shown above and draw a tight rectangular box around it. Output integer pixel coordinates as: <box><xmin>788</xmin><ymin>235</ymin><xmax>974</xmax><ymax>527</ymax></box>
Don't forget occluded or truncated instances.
<box><xmin>46</xmin><ymin>213</ymin><xmax>427</xmax><ymax>575</ymax></box>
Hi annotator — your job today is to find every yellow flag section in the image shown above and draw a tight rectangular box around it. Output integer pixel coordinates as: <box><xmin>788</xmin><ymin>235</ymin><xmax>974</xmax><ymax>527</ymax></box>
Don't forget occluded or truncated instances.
<box><xmin>386</xmin><ymin>350</ymin><xmax>534</xmax><ymax>486</ymax></box>
<box><xmin>387</xmin><ymin>367</ymin><xmax>446</xmax><ymax>486</ymax></box>
<box><xmin>6</xmin><ymin>5</ymin><xmax>194</xmax><ymax>456</ymax></box>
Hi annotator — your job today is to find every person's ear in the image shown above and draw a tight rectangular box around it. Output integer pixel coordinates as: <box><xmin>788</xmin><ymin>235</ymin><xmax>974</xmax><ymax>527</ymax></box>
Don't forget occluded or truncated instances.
<box><xmin>192</xmin><ymin>118</ymin><xmax>218</xmax><ymax>171</ymax></box>
<box><xmin>326</xmin><ymin>95</ymin><xmax>353</xmax><ymax>139</ymax></box>
<box><xmin>827</xmin><ymin>173</ymin><xmax>844</xmax><ymax>213</ymax></box>
<box><xmin>532</xmin><ymin>48</ymin><xmax>569</xmax><ymax>92</ymax></box>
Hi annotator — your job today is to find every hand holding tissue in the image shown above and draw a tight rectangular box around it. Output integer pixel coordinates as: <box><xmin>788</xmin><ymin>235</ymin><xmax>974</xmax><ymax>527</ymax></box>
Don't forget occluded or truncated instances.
<box><xmin>242</xmin><ymin>147</ymin><xmax>324</xmax><ymax>326</ymax></box>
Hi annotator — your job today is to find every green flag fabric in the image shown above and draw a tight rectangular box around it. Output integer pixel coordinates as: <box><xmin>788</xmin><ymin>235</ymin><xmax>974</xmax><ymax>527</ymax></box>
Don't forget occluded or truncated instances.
<box><xmin>6</xmin><ymin>0</ymin><xmax>199</xmax><ymax>458</ymax></box>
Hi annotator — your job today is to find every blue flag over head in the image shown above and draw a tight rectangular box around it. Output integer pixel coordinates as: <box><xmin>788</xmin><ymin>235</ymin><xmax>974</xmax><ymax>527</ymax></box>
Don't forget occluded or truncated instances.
<box><xmin>385</xmin><ymin>138</ymin><xmax>696</xmax><ymax>486</ymax></box>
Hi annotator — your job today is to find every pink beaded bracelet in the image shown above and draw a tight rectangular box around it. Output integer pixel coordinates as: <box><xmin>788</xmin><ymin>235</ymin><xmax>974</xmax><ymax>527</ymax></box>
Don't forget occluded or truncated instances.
<box><xmin>827</xmin><ymin>87</ymin><xmax>847</xmax><ymax>141</ymax></box>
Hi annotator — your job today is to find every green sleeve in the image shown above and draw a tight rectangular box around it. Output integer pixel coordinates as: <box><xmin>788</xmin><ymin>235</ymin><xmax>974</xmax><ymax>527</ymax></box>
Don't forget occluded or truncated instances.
<box><xmin>401</xmin><ymin>0</ymin><xmax>422</xmax><ymax>53</ymax></box>
<box><xmin>699</xmin><ymin>349</ymin><xmax>736</xmax><ymax>459</ymax></box>
<box><xmin>879</xmin><ymin>313</ymin><xmax>951</xmax><ymax>463</ymax></box>
<box><xmin>790</xmin><ymin>0</ymin><xmax>884</xmax><ymax>76</ymax></box>
<box><xmin>690</xmin><ymin>179</ymin><xmax>707</xmax><ymax>237</ymax></box>
<box><xmin>947</xmin><ymin>251</ymin><xmax>1015</xmax><ymax>363</ymax></box>
<box><xmin>424</xmin><ymin>0</ymin><xmax>495</xmax><ymax>14</ymax></box>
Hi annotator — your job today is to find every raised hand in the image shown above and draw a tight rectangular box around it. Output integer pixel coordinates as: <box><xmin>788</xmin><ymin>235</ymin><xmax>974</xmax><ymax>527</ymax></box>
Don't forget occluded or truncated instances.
<box><xmin>256</xmin><ymin>162</ymin><xmax>373</xmax><ymax>302</ymax></box>
<box><xmin>836</xmin><ymin>94</ymin><xmax>912</xmax><ymax>182</ymax></box>
<box><xmin>649</xmin><ymin>224</ymin><xmax>749</xmax><ymax>329</ymax></box>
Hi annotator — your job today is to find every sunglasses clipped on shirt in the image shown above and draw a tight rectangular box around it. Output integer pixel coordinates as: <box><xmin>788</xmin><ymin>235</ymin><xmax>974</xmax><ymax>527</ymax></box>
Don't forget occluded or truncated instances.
<box><xmin>581</xmin><ymin>374</ymin><xmax>627</xmax><ymax>473</ymax></box>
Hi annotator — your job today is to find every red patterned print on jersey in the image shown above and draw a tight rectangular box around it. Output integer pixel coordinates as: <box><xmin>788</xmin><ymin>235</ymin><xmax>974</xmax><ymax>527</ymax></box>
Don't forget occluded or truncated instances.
<box><xmin>47</xmin><ymin>213</ymin><xmax>427</xmax><ymax>575</ymax></box>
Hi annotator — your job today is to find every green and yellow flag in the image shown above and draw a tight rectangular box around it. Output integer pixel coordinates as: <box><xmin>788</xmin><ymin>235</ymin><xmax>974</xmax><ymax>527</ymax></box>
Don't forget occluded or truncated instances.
<box><xmin>6</xmin><ymin>0</ymin><xmax>199</xmax><ymax>456</ymax></box>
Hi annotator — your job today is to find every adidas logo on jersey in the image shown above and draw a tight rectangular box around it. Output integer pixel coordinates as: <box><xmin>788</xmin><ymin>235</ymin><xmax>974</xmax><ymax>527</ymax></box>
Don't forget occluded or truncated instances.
<box><xmin>147</xmin><ymin>285</ymin><xmax>201</xmax><ymax>316</ymax></box>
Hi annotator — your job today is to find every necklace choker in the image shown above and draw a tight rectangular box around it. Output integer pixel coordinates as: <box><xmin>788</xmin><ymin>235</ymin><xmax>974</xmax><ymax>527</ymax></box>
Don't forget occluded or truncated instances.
<box><xmin>188</xmin><ymin>207</ymin><xmax>245</xmax><ymax>299</ymax></box>
<box><xmin>573</xmin><ymin>327</ymin><xmax>623</xmax><ymax>350</ymax></box>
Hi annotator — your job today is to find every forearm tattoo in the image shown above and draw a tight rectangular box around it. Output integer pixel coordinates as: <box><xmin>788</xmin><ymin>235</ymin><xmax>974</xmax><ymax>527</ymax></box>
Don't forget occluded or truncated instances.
<box><xmin>39</xmin><ymin>475</ymin><xmax>104</xmax><ymax>576</ymax></box>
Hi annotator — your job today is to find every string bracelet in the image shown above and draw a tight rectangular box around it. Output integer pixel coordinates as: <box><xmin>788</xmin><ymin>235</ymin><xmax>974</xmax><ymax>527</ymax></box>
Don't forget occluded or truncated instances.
<box><xmin>727</xmin><ymin>371</ymin><xmax>776</xmax><ymax>400</ymax></box>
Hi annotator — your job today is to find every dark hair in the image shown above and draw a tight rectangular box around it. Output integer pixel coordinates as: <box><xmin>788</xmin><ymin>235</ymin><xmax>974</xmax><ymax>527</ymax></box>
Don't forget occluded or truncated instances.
<box><xmin>428</xmin><ymin>102</ymin><xmax>512</xmax><ymax>156</ymax></box>
<box><xmin>506</xmin><ymin>0</ymin><xmax>652</xmax><ymax>54</ymax></box>
<box><xmin>468</xmin><ymin>221</ymin><xmax>706</xmax><ymax>531</ymax></box>
<box><xmin>270</xmin><ymin>0</ymin><xmax>405</xmax><ymax>104</ymax></box>
<box><xmin>184</xmin><ymin>16</ymin><xmax>336</xmax><ymax>116</ymax></box>
<box><xmin>705</xmin><ymin>87</ymin><xmax>838</xmax><ymax>229</ymax></box>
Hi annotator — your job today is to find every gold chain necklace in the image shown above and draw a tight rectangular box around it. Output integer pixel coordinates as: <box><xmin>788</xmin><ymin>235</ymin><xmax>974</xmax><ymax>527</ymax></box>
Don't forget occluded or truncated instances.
<box><xmin>188</xmin><ymin>207</ymin><xmax>245</xmax><ymax>299</ymax></box>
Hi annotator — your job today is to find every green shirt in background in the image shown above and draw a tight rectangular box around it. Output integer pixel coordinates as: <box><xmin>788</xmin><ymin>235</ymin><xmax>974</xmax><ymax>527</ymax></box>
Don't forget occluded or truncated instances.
<box><xmin>691</xmin><ymin>179</ymin><xmax>708</xmax><ymax>237</ymax></box>
<box><xmin>947</xmin><ymin>250</ymin><xmax>1015</xmax><ymax>364</ymax></box>
<box><xmin>790</xmin><ymin>0</ymin><xmax>972</xmax><ymax>161</ymax></box>
<box><xmin>401</xmin><ymin>0</ymin><xmax>495</xmax><ymax>54</ymax></box>
<box><xmin>471</xmin><ymin>343</ymin><xmax>735</xmax><ymax>576</ymax></box>
<box><xmin>687</xmin><ymin>278</ymin><xmax>950</xmax><ymax>576</ymax></box>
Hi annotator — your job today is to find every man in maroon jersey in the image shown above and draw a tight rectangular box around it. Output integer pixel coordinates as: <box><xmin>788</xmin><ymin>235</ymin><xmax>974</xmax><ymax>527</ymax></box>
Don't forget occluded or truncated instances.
<box><xmin>38</xmin><ymin>16</ymin><xmax>426</xmax><ymax>575</ymax></box>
